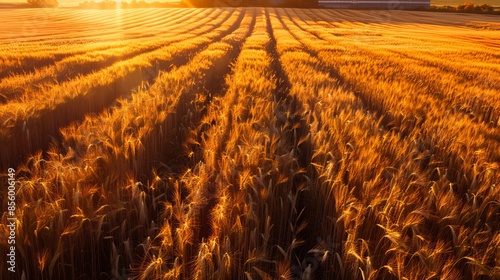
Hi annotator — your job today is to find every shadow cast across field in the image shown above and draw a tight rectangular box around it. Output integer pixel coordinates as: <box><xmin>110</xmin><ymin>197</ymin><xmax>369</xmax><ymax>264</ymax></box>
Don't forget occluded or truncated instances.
<box><xmin>100</xmin><ymin>10</ymin><xmax>257</xmax><ymax>279</ymax></box>
<box><xmin>1</xmin><ymin>10</ymin><xmax>254</xmax><ymax>280</ymax></box>
<box><xmin>0</xmin><ymin>10</ymin><xmax>208</xmax><ymax>99</ymax></box>
<box><xmin>0</xmin><ymin>9</ymin><xmax>245</xmax><ymax>172</ymax></box>
<box><xmin>234</xmin><ymin>9</ymin><xmax>322</xmax><ymax>277</ymax></box>
<box><xmin>298</xmin><ymin>8</ymin><xmax>500</xmax><ymax>28</ymax></box>
<box><xmin>280</xmin><ymin>9</ymin><xmax>500</xmax><ymax>257</ymax></box>
<box><xmin>124</xmin><ymin>10</ymin><xmax>254</xmax><ymax>181</ymax></box>
<box><xmin>282</xmin><ymin>8</ymin><xmax>462</xmax><ymax>185</ymax></box>
<box><xmin>0</xmin><ymin>33</ymin><xmax>159</xmax><ymax>83</ymax></box>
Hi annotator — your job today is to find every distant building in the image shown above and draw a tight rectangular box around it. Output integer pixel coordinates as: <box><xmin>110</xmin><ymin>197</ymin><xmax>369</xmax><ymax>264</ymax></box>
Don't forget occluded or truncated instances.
<box><xmin>318</xmin><ymin>0</ymin><xmax>430</xmax><ymax>9</ymax></box>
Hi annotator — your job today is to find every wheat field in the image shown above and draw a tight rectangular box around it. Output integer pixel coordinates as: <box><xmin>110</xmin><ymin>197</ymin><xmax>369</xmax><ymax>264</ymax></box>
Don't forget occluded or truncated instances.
<box><xmin>0</xmin><ymin>7</ymin><xmax>499</xmax><ymax>280</ymax></box>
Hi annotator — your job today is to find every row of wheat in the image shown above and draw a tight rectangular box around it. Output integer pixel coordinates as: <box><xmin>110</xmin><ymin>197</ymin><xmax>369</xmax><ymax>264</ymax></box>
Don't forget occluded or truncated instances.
<box><xmin>0</xmin><ymin>8</ymin><xmax>253</xmax><ymax>279</ymax></box>
<box><xmin>272</xmin><ymin>7</ymin><xmax>500</xmax><ymax>279</ymax></box>
<box><xmin>0</xmin><ymin>8</ymin><xmax>197</xmax><ymax>81</ymax></box>
<box><xmin>0</xmin><ymin>8</ymin><xmax>215</xmax><ymax>103</ymax></box>
<box><xmin>0</xmin><ymin>8</ymin><xmax>241</xmax><ymax>171</ymax></box>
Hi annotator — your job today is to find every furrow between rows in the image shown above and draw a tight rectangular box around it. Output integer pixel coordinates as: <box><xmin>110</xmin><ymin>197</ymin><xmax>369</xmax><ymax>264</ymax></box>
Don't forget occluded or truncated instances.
<box><xmin>297</xmin><ymin>9</ymin><xmax>500</xmax><ymax>125</ymax></box>
<box><xmin>6</xmin><ymin>9</ymin><xmax>253</xmax><ymax>280</ymax></box>
<box><xmin>285</xmin><ymin>8</ymin><xmax>500</xmax><ymax>194</ymax></box>
<box><xmin>279</xmin><ymin>8</ymin><xmax>500</xmax><ymax>279</ymax></box>
<box><xmin>0</xmin><ymin>8</ymin><xmax>238</xmax><ymax>171</ymax></box>
<box><xmin>0</xmin><ymin>8</ymin><xmax>198</xmax><ymax>79</ymax></box>
<box><xmin>0</xmin><ymin>9</ymin><xmax>222</xmax><ymax>103</ymax></box>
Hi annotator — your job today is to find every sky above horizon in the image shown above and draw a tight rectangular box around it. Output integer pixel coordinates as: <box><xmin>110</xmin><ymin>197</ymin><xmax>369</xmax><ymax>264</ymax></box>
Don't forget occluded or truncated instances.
<box><xmin>0</xmin><ymin>0</ymin><xmax>498</xmax><ymax>7</ymax></box>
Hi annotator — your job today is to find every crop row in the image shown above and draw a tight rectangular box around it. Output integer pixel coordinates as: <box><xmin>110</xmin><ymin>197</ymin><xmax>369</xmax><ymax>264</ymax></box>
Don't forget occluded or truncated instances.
<box><xmin>0</xmin><ymin>9</ymin><xmax>223</xmax><ymax>103</ymax></box>
<box><xmin>1</xmin><ymin>8</ymin><xmax>255</xmax><ymax>280</ymax></box>
<box><xmin>269</xmin><ymin>9</ymin><xmax>416</xmax><ymax>279</ymax></box>
<box><xmin>276</xmin><ymin>8</ymin><xmax>500</xmax><ymax>279</ymax></box>
<box><xmin>149</xmin><ymin>8</ymin><xmax>315</xmax><ymax>279</ymax></box>
<box><xmin>0</xmin><ymin>8</ymin><xmax>241</xmax><ymax>171</ymax></box>
<box><xmin>296</xmin><ymin>8</ymin><xmax>500</xmax><ymax>124</ymax></box>
<box><xmin>0</xmin><ymin>9</ymin><xmax>196</xmax><ymax>79</ymax></box>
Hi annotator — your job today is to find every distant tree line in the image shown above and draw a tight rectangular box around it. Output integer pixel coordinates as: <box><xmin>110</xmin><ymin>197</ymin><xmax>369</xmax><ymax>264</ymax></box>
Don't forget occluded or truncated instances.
<box><xmin>430</xmin><ymin>2</ymin><xmax>497</xmax><ymax>14</ymax></box>
<box><xmin>78</xmin><ymin>0</ymin><xmax>318</xmax><ymax>8</ymax></box>
<box><xmin>27</xmin><ymin>0</ymin><xmax>58</xmax><ymax>7</ymax></box>
<box><xmin>78</xmin><ymin>0</ymin><xmax>181</xmax><ymax>8</ymax></box>
<box><xmin>181</xmin><ymin>0</ymin><xmax>317</xmax><ymax>7</ymax></box>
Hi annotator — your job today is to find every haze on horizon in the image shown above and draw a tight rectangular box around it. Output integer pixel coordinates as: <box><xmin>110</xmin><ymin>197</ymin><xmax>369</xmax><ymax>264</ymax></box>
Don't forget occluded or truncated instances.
<box><xmin>0</xmin><ymin>0</ymin><xmax>498</xmax><ymax>6</ymax></box>
<box><xmin>0</xmin><ymin>0</ymin><xmax>179</xmax><ymax>6</ymax></box>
